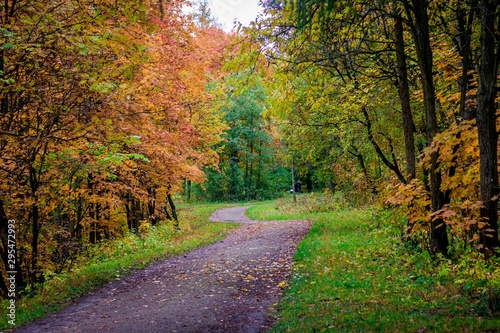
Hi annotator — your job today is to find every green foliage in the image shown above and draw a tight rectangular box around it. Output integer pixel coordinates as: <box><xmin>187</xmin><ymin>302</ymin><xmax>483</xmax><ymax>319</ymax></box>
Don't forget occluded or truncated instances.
<box><xmin>252</xmin><ymin>0</ymin><xmax>500</xmax><ymax>258</ymax></box>
<box><xmin>246</xmin><ymin>192</ymin><xmax>351</xmax><ymax>220</ymax></box>
<box><xmin>201</xmin><ymin>74</ymin><xmax>290</xmax><ymax>201</ymax></box>
<box><xmin>249</xmin><ymin>4</ymin><xmax>403</xmax><ymax>202</ymax></box>
<box><xmin>248</xmin><ymin>198</ymin><xmax>500</xmax><ymax>332</ymax></box>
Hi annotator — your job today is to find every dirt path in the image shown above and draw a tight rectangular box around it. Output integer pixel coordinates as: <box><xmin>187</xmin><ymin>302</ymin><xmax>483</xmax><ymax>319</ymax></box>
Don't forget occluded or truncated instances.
<box><xmin>14</xmin><ymin>206</ymin><xmax>310</xmax><ymax>333</ymax></box>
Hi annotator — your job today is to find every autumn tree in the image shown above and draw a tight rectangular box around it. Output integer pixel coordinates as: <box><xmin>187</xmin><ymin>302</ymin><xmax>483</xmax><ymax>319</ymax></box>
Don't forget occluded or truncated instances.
<box><xmin>250</xmin><ymin>0</ymin><xmax>499</xmax><ymax>257</ymax></box>
<box><xmin>253</xmin><ymin>1</ymin><xmax>416</xmax><ymax>198</ymax></box>
<box><xmin>0</xmin><ymin>0</ymin><xmax>149</xmax><ymax>290</ymax></box>
<box><xmin>0</xmin><ymin>0</ymin><xmax>230</xmax><ymax>297</ymax></box>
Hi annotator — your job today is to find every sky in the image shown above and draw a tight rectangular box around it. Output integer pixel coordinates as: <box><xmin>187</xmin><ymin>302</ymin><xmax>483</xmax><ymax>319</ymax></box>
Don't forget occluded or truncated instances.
<box><xmin>209</xmin><ymin>0</ymin><xmax>263</xmax><ymax>31</ymax></box>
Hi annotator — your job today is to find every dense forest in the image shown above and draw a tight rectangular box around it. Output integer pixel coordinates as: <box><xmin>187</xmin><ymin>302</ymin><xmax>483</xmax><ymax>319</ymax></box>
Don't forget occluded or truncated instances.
<box><xmin>247</xmin><ymin>0</ymin><xmax>500</xmax><ymax>260</ymax></box>
<box><xmin>0</xmin><ymin>0</ymin><xmax>234</xmax><ymax>297</ymax></box>
<box><xmin>0</xmin><ymin>0</ymin><xmax>499</xmax><ymax>303</ymax></box>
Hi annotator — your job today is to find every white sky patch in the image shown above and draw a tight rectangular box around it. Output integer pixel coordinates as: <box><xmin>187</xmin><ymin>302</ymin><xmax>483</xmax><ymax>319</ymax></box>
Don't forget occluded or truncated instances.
<box><xmin>210</xmin><ymin>0</ymin><xmax>262</xmax><ymax>31</ymax></box>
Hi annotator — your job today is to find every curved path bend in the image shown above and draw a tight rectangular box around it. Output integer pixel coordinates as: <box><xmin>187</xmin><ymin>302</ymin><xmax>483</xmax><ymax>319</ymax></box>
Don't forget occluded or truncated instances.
<box><xmin>14</xmin><ymin>206</ymin><xmax>310</xmax><ymax>333</ymax></box>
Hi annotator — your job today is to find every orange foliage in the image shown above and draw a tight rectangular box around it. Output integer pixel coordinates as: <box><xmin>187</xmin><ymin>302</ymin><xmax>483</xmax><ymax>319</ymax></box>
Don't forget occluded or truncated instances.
<box><xmin>387</xmin><ymin>114</ymin><xmax>500</xmax><ymax>251</ymax></box>
<box><xmin>0</xmin><ymin>0</ymin><xmax>231</xmax><ymax>294</ymax></box>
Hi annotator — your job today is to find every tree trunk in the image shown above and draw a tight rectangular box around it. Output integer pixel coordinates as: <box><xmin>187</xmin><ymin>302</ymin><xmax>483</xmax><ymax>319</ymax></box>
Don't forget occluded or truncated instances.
<box><xmin>394</xmin><ymin>12</ymin><xmax>418</xmax><ymax>243</ymax></box>
<box><xmin>185</xmin><ymin>179</ymin><xmax>191</xmax><ymax>202</ymax></box>
<box><xmin>167</xmin><ymin>194</ymin><xmax>180</xmax><ymax>231</ymax></box>
<box><xmin>477</xmin><ymin>0</ymin><xmax>500</xmax><ymax>253</ymax></box>
<box><xmin>291</xmin><ymin>157</ymin><xmax>297</xmax><ymax>203</ymax></box>
<box><xmin>73</xmin><ymin>194</ymin><xmax>83</xmax><ymax>240</ymax></box>
<box><xmin>327</xmin><ymin>179</ymin><xmax>336</xmax><ymax>194</ymax></box>
<box><xmin>30</xmin><ymin>203</ymin><xmax>39</xmax><ymax>286</ymax></box>
<box><xmin>361</xmin><ymin>107</ymin><xmax>407</xmax><ymax>184</ymax></box>
<box><xmin>147</xmin><ymin>187</ymin><xmax>158</xmax><ymax>225</ymax></box>
<box><xmin>28</xmin><ymin>165</ymin><xmax>41</xmax><ymax>286</ymax></box>
<box><xmin>347</xmin><ymin>144</ymin><xmax>377</xmax><ymax>194</ymax></box>
<box><xmin>403</xmin><ymin>0</ymin><xmax>449</xmax><ymax>256</ymax></box>
<box><xmin>394</xmin><ymin>14</ymin><xmax>416</xmax><ymax>181</ymax></box>
<box><xmin>162</xmin><ymin>205</ymin><xmax>172</xmax><ymax>221</ymax></box>
<box><xmin>159</xmin><ymin>0</ymin><xmax>164</xmax><ymax>20</ymax></box>
<box><xmin>456</xmin><ymin>1</ymin><xmax>477</xmax><ymax>121</ymax></box>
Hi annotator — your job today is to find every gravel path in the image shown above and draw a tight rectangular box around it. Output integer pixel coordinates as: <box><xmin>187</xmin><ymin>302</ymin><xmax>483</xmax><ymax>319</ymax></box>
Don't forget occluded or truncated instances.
<box><xmin>13</xmin><ymin>206</ymin><xmax>310</xmax><ymax>333</ymax></box>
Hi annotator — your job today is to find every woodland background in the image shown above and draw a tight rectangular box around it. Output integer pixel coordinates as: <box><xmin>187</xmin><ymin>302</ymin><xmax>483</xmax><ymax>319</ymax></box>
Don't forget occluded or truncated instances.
<box><xmin>1</xmin><ymin>0</ymin><xmax>500</xmax><ymax>305</ymax></box>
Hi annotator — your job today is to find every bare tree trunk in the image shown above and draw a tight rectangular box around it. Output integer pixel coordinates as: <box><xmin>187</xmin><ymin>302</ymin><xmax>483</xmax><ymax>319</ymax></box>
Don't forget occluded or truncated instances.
<box><xmin>477</xmin><ymin>0</ymin><xmax>500</xmax><ymax>253</ymax></box>
<box><xmin>347</xmin><ymin>144</ymin><xmax>377</xmax><ymax>194</ymax></box>
<box><xmin>291</xmin><ymin>157</ymin><xmax>297</xmax><ymax>203</ymax></box>
<box><xmin>30</xmin><ymin>203</ymin><xmax>39</xmax><ymax>286</ymax></box>
<box><xmin>456</xmin><ymin>0</ymin><xmax>477</xmax><ymax>121</ymax></box>
<box><xmin>327</xmin><ymin>179</ymin><xmax>336</xmax><ymax>194</ymax></box>
<box><xmin>159</xmin><ymin>0</ymin><xmax>164</xmax><ymax>20</ymax></box>
<box><xmin>402</xmin><ymin>0</ymin><xmax>449</xmax><ymax>256</ymax></box>
<box><xmin>394</xmin><ymin>14</ymin><xmax>416</xmax><ymax>181</ymax></box>
<box><xmin>361</xmin><ymin>107</ymin><xmax>407</xmax><ymax>184</ymax></box>
<box><xmin>167</xmin><ymin>194</ymin><xmax>180</xmax><ymax>231</ymax></box>
<box><xmin>28</xmin><ymin>165</ymin><xmax>41</xmax><ymax>286</ymax></box>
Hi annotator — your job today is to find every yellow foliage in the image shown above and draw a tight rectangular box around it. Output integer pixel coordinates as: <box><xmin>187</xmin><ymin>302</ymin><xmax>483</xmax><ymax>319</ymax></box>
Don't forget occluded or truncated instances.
<box><xmin>386</xmin><ymin>110</ymin><xmax>500</xmax><ymax>250</ymax></box>
<box><xmin>386</xmin><ymin>179</ymin><xmax>431</xmax><ymax>236</ymax></box>
<box><xmin>138</xmin><ymin>221</ymin><xmax>152</xmax><ymax>235</ymax></box>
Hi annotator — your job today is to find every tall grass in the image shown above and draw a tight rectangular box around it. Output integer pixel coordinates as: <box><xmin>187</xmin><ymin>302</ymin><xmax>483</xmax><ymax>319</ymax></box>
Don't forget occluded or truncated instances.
<box><xmin>249</xmin><ymin>194</ymin><xmax>500</xmax><ymax>332</ymax></box>
<box><xmin>0</xmin><ymin>203</ymin><xmax>237</xmax><ymax>330</ymax></box>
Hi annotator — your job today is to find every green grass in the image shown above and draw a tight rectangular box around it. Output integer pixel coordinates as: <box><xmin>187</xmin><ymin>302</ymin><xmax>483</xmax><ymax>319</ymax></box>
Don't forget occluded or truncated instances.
<box><xmin>249</xmin><ymin>194</ymin><xmax>500</xmax><ymax>333</ymax></box>
<box><xmin>0</xmin><ymin>202</ymin><xmax>237</xmax><ymax>330</ymax></box>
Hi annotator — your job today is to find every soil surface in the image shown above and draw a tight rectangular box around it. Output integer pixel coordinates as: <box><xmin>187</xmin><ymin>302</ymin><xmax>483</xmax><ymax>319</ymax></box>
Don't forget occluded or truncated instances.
<box><xmin>14</xmin><ymin>206</ymin><xmax>310</xmax><ymax>333</ymax></box>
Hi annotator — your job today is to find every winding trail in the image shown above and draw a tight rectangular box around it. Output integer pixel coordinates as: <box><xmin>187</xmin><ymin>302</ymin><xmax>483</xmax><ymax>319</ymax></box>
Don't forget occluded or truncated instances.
<box><xmin>14</xmin><ymin>206</ymin><xmax>310</xmax><ymax>333</ymax></box>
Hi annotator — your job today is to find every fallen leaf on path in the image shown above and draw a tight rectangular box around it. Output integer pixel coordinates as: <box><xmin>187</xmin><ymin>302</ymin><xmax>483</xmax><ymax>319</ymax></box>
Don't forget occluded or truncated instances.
<box><xmin>277</xmin><ymin>281</ymin><xmax>288</xmax><ymax>288</ymax></box>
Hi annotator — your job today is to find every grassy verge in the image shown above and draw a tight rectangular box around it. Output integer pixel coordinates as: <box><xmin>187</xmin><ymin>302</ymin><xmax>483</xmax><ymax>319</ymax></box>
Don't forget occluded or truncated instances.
<box><xmin>0</xmin><ymin>202</ymin><xmax>237</xmax><ymax>330</ymax></box>
<box><xmin>249</xmin><ymin>194</ymin><xmax>500</xmax><ymax>333</ymax></box>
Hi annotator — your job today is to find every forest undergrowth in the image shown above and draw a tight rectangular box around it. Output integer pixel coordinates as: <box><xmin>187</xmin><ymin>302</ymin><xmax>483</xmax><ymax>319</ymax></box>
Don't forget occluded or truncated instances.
<box><xmin>0</xmin><ymin>203</ymin><xmax>236</xmax><ymax>330</ymax></box>
<box><xmin>247</xmin><ymin>193</ymin><xmax>500</xmax><ymax>332</ymax></box>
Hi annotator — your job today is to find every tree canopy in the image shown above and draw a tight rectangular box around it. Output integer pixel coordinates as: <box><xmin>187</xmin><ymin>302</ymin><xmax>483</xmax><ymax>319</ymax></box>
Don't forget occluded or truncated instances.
<box><xmin>242</xmin><ymin>0</ymin><xmax>499</xmax><ymax>257</ymax></box>
<box><xmin>0</xmin><ymin>0</ymin><xmax>231</xmax><ymax>296</ymax></box>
